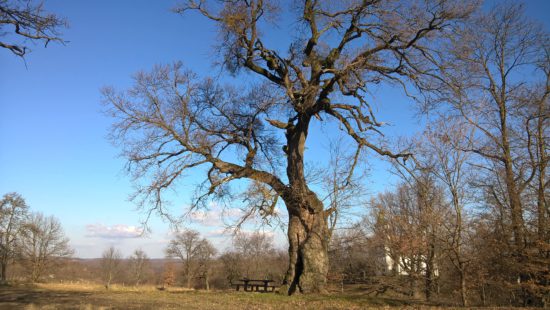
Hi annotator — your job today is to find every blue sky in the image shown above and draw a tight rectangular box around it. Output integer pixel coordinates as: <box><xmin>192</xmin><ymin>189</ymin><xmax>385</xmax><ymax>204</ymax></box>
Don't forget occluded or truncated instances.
<box><xmin>1</xmin><ymin>0</ymin><xmax>549</xmax><ymax>258</ymax></box>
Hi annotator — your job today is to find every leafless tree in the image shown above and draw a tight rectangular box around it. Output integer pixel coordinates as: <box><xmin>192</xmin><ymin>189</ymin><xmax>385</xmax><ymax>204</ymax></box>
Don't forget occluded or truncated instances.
<box><xmin>233</xmin><ymin>231</ymin><xmax>275</xmax><ymax>278</ymax></box>
<box><xmin>370</xmin><ymin>172</ymin><xmax>447</xmax><ymax>300</ymax></box>
<box><xmin>420</xmin><ymin>121</ymin><xmax>474</xmax><ymax>306</ymax></box>
<box><xmin>328</xmin><ymin>225</ymin><xmax>373</xmax><ymax>286</ymax></box>
<box><xmin>219</xmin><ymin>251</ymin><xmax>243</xmax><ymax>284</ymax></box>
<box><xmin>165</xmin><ymin>229</ymin><xmax>203</xmax><ymax>288</ymax></box>
<box><xmin>0</xmin><ymin>0</ymin><xmax>66</xmax><ymax>57</ymax></box>
<box><xmin>195</xmin><ymin>238</ymin><xmax>217</xmax><ymax>290</ymax></box>
<box><xmin>396</xmin><ymin>118</ymin><xmax>475</xmax><ymax>305</ymax></box>
<box><xmin>233</xmin><ymin>231</ymin><xmax>274</xmax><ymax>260</ymax></box>
<box><xmin>322</xmin><ymin>137</ymin><xmax>365</xmax><ymax>239</ymax></box>
<box><xmin>425</xmin><ymin>2</ymin><xmax>549</xmax><ymax>304</ymax></box>
<box><xmin>522</xmin><ymin>44</ymin><xmax>549</xmax><ymax>254</ymax></box>
<box><xmin>128</xmin><ymin>248</ymin><xmax>150</xmax><ymax>286</ymax></box>
<box><xmin>370</xmin><ymin>187</ymin><xmax>423</xmax><ymax>297</ymax></box>
<box><xmin>104</xmin><ymin>0</ymin><xmax>476</xmax><ymax>294</ymax></box>
<box><xmin>0</xmin><ymin>192</ymin><xmax>29</xmax><ymax>282</ymax></box>
<box><xmin>220</xmin><ymin>231</ymin><xmax>286</xmax><ymax>285</ymax></box>
<box><xmin>100</xmin><ymin>246</ymin><xmax>122</xmax><ymax>290</ymax></box>
<box><xmin>18</xmin><ymin>212</ymin><xmax>73</xmax><ymax>283</ymax></box>
<box><xmin>431</xmin><ymin>2</ymin><xmax>545</xmax><ymax>249</ymax></box>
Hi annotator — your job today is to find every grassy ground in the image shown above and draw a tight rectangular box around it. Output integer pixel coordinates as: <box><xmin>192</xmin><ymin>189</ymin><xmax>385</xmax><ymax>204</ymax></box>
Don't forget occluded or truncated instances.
<box><xmin>0</xmin><ymin>283</ymin><xmax>516</xmax><ymax>309</ymax></box>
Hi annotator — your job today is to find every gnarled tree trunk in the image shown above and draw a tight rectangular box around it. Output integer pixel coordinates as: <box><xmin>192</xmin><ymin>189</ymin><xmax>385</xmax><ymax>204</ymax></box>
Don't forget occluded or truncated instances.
<box><xmin>279</xmin><ymin>115</ymin><xmax>330</xmax><ymax>295</ymax></box>
<box><xmin>280</xmin><ymin>191</ymin><xmax>329</xmax><ymax>294</ymax></box>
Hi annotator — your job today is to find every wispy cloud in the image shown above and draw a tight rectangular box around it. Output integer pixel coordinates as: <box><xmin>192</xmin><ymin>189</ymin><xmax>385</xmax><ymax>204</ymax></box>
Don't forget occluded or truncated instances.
<box><xmin>85</xmin><ymin>223</ymin><xmax>143</xmax><ymax>239</ymax></box>
<box><xmin>204</xmin><ymin>228</ymin><xmax>275</xmax><ymax>239</ymax></box>
<box><xmin>189</xmin><ymin>206</ymin><xmax>245</xmax><ymax>227</ymax></box>
<box><xmin>204</xmin><ymin>228</ymin><xmax>228</xmax><ymax>238</ymax></box>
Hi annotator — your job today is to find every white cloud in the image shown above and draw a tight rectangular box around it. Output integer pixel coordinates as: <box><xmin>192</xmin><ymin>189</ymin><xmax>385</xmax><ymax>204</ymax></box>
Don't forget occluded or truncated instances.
<box><xmin>189</xmin><ymin>210</ymin><xmax>221</xmax><ymax>226</ymax></box>
<box><xmin>188</xmin><ymin>206</ymin><xmax>245</xmax><ymax>227</ymax></box>
<box><xmin>204</xmin><ymin>228</ymin><xmax>228</xmax><ymax>238</ymax></box>
<box><xmin>204</xmin><ymin>228</ymin><xmax>275</xmax><ymax>240</ymax></box>
<box><xmin>85</xmin><ymin>223</ymin><xmax>143</xmax><ymax>239</ymax></box>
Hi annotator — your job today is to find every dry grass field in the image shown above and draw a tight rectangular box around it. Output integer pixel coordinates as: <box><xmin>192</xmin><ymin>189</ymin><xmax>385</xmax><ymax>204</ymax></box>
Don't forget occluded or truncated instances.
<box><xmin>0</xmin><ymin>283</ymin><xmax>446</xmax><ymax>310</ymax></box>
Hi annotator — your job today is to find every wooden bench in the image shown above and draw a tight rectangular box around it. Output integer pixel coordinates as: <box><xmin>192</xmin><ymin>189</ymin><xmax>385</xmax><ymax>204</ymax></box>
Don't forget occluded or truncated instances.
<box><xmin>231</xmin><ymin>278</ymin><xmax>277</xmax><ymax>292</ymax></box>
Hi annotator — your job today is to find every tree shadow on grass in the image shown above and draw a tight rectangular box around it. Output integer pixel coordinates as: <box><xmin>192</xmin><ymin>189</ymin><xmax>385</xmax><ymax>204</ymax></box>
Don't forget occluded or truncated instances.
<box><xmin>0</xmin><ymin>286</ymin><xmax>93</xmax><ymax>308</ymax></box>
<box><xmin>322</xmin><ymin>284</ymin><xmax>427</xmax><ymax>308</ymax></box>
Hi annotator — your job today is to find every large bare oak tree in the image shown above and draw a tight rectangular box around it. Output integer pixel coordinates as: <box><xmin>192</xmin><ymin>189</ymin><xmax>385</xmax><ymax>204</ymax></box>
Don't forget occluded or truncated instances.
<box><xmin>103</xmin><ymin>0</ymin><xmax>475</xmax><ymax>294</ymax></box>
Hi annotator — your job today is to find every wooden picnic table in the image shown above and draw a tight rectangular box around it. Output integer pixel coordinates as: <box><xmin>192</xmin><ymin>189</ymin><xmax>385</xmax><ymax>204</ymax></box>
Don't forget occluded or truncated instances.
<box><xmin>232</xmin><ymin>278</ymin><xmax>276</xmax><ymax>292</ymax></box>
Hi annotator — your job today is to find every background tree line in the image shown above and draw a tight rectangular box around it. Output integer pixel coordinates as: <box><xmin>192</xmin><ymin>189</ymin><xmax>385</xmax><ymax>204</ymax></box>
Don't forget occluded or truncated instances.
<box><xmin>6</xmin><ymin>228</ymin><xmax>288</xmax><ymax>292</ymax></box>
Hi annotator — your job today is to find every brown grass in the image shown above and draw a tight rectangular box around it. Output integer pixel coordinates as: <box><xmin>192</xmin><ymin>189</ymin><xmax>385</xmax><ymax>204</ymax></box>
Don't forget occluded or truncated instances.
<box><xmin>0</xmin><ymin>283</ymin><xmax>528</xmax><ymax>309</ymax></box>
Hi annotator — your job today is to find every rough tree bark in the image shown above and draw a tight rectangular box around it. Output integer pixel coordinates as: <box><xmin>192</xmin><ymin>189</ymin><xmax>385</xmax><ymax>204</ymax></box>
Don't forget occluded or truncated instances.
<box><xmin>282</xmin><ymin>191</ymin><xmax>329</xmax><ymax>294</ymax></box>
